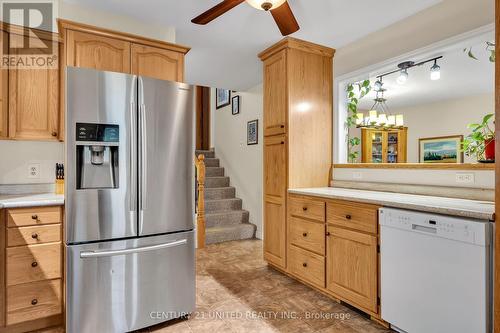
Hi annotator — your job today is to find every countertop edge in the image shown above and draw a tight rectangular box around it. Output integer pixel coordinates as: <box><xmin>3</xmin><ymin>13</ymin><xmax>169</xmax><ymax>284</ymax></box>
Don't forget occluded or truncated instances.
<box><xmin>288</xmin><ymin>189</ymin><xmax>494</xmax><ymax>221</ymax></box>
<box><xmin>0</xmin><ymin>198</ymin><xmax>65</xmax><ymax>209</ymax></box>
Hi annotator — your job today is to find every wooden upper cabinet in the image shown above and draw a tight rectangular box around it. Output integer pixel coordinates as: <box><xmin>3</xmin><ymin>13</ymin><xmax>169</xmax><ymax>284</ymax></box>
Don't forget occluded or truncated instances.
<box><xmin>262</xmin><ymin>51</ymin><xmax>287</xmax><ymax>136</ymax></box>
<box><xmin>65</xmin><ymin>30</ymin><xmax>131</xmax><ymax>73</ymax></box>
<box><xmin>0</xmin><ymin>31</ymin><xmax>8</xmax><ymax>138</ymax></box>
<box><xmin>131</xmin><ymin>44</ymin><xmax>184</xmax><ymax>82</ymax></box>
<box><xmin>8</xmin><ymin>34</ymin><xmax>60</xmax><ymax>141</ymax></box>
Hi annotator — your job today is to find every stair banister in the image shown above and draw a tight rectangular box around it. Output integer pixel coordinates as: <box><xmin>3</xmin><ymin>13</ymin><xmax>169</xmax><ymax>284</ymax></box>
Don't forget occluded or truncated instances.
<box><xmin>195</xmin><ymin>154</ymin><xmax>206</xmax><ymax>248</ymax></box>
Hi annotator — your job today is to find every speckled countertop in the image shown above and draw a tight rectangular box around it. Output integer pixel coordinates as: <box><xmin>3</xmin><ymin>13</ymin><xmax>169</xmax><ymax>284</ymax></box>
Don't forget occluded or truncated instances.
<box><xmin>0</xmin><ymin>193</ymin><xmax>64</xmax><ymax>209</ymax></box>
<box><xmin>288</xmin><ymin>187</ymin><xmax>495</xmax><ymax>221</ymax></box>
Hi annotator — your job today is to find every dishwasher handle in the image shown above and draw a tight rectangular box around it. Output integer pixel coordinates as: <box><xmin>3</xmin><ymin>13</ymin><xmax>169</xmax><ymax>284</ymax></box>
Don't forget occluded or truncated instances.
<box><xmin>412</xmin><ymin>224</ymin><xmax>437</xmax><ymax>234</ymax></box>
<box><xmin>80</xmin><ymin>239</ymin><xmax>187</xmax><ymax>258</ymax></box>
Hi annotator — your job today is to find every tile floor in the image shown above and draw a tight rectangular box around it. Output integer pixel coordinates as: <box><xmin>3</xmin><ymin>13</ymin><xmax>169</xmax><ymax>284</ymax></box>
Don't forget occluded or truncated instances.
<box><xmin>143</xmin><ymin>239</ymin><xmax>392</xmax><ymax>333</ymax></box>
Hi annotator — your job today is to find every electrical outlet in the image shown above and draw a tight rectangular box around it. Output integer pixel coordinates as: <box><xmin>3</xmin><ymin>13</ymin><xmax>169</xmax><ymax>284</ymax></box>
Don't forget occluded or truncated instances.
<box><xmin>352</xmin><ymin>172</ymin><xmax>363</xmax><ymax>180</ymax></box>
<box><xmin>28</xmin><ymin>163</ymin><xmax>40</xmax><ymax>179</ymax></box>
<box><xmin>456</xmin><ymin>173</ymin><xmax>474</xmax><ymax>184</ymax></box>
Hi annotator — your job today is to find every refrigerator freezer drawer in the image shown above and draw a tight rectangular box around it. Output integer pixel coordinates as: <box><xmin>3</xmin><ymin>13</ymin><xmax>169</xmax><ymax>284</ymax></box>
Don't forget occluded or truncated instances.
<box><xmin>66</xmin><ymin>231</ymin><xmax>195</xmax><ymax>333</ymax></box>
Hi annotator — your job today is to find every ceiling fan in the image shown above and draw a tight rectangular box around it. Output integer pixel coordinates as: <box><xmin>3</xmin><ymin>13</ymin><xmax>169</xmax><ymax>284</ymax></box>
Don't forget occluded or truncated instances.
<box><xmin>191</xmin><ymin>0</ymin><xmax>300</xmax><ymax>36</ymax></box>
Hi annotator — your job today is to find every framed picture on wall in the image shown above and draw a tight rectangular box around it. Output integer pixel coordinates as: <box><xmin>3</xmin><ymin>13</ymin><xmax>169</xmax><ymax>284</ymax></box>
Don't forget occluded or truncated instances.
<box><xmin>247</xmin><ymin>119</ymin><xmax>258</xmax><ymax>145</ymax></box>
<box><xmin>216</xmin><ymin>88</ymin><xmax>231</xmax><ymax>109</ymax></box>
<box><xmin>419</xmin><ymin>135</ymin><xmax>464</xmax><ymax>163</ymax></box>
<box><xmin>232</xmin><ymin>95</ymin><xmax>240</xmax><ymax>115</ymax></box>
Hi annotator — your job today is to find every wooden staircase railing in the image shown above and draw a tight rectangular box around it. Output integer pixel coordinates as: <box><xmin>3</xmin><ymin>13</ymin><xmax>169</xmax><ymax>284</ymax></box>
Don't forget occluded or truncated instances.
<box><xmin>195</xmin><ymin>154</ymin><xmax>206</xmax><ymax>248</ymax></box>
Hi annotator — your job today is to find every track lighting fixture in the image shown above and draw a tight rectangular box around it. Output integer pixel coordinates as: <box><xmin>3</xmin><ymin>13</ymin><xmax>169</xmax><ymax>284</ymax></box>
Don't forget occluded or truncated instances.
<box><xmin>430</xmin><ymin>60</ymin><xmax>441</xmax><ymax>81</ymax></box>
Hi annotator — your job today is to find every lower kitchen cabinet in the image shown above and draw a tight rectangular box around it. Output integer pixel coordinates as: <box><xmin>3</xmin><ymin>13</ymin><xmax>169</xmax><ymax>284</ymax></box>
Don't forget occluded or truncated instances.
<box><xmin>265</xmin><ymin>194</ymin><xmax>384</xmax><ymax>324</ymax></box>
<box><xmin>326</xmin><ymin>225</ymin><xmax>378</xmax><ymax>313</ymax></box>
<box><xmin>0</xmin><ymin>206</ymin><xmax>63</xmax><ymax>333</ymax></box>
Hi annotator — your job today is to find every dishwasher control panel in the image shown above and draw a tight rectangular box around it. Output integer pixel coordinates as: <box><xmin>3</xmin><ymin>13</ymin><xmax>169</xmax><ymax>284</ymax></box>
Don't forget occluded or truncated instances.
<box><xmin>379</xmin><ymin>208</ymin><xmax>490</xmax><ymax>246</ymax></box>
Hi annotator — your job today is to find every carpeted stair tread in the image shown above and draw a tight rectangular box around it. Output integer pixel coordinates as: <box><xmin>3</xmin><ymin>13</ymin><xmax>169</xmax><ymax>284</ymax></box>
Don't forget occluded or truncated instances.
<box><xmin>205</xmin><ymin>223</ymin><xmax>256</xmax><ymax>245</ymax></box>
<box><xmin>205</xmin><ymin>210</ymin><xmax>249</xmax><ymax>227</ymax></box>
<box><xmin>204</xmin><ymin>187</ymin><xmax>236</xmax><ymax>200</ymax></box>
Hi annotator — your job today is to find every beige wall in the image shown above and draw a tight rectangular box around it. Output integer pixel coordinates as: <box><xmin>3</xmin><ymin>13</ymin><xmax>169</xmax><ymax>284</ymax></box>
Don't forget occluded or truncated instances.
<box><xmin>335</xmin><ymin>0</ymin><xmax>494</xmax><ymax>76</ymax></box>
<box><xmin>0</xmin><ymin>2</ymin><xmax>176</xmax><ymax>186</ymax></box>
<box><xmin>212</xmin><ymin>85</ymin><xmax>264</xmax><ymax>239</ymax></box>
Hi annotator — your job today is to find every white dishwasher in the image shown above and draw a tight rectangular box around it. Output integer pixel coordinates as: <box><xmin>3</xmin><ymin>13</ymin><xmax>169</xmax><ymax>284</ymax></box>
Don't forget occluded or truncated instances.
<box><xmin>379</xmin><ymin>208</ymin><xmax>492</xmax><ymax>333</ymax></box>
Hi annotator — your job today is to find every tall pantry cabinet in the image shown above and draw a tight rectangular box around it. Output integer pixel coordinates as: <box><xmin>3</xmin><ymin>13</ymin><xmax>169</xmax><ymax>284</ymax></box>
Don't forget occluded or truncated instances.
<box><xmin>259</xmin><ymin>38</ymin><xmax>334</xmax><ymax>269</ymax></box>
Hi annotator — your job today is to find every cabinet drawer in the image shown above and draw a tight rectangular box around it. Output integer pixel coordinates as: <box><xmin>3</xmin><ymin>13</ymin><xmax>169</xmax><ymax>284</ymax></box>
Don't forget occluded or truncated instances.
<box><xmin>7</xmin><ymin>224</ymin><xmax>61</xmax><ymax>247</ymax></box>
<box><xmin>289</xmin><ymin>196</ymin><xmax>325</xmax><ymax>222</ymax></box>
<box><xmin>6</xmin><ymin>243</ymin><xmax>61</xmax><ymax>286</ymax></box>
<box><xmin>289</xmin><ymin>217</ymin><xmax>325</xmax><ymax>255</ymax></box>
<box><xmin>7</xmin><ymin>206</ymin><xmax>62</xmax><ymax>227</ymax></box>
<box><xmin>289</xmin><ymin>245</ymin><xmax>325</xmax><ymax>288</ymax></box>
<box><xmin>7</xmin><ymin>279</ymin><xmax>62</xmax><ymax>325</ymax></box>
<box><xmin>327</xmin><ymin>200</ymin><xmax>378</xmax><ymax>234</ymax></box>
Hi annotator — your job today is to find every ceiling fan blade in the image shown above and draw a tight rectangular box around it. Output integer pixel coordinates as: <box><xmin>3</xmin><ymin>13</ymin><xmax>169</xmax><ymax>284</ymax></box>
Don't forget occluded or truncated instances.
<box><xmin>270</xmin><ymin>2</ymin><xmax>300</xmax><ymax>36</ymax></box>
<box><xmin>192</xmin><ymin>0</ymin><xmax>245</xmax><ymax>25</ymax></box>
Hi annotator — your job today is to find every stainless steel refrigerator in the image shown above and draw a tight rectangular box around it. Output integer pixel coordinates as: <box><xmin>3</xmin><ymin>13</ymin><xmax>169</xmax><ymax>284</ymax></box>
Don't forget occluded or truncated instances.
<box><xmin>65</xmin><ymin>67</ymin><xmax>195</xmax><ymax>333</ymax></box>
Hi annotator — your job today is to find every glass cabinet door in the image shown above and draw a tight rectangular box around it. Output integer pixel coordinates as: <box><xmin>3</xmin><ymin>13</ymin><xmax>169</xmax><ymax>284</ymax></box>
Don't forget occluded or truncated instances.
<box><xmin>371</xmin><ymin>132</ymin><xmax>383</xmax><ymax>163</ymax></box>
<box><xmin>387</xmin><ymin>132</ymin><xmax>399</xmax><ymax>163</ymax></box>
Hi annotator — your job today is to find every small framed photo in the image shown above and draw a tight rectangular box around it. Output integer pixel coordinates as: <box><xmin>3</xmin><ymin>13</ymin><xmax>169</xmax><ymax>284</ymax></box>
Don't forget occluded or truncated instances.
<box><xmin>419</xmin><ymin>135</ymin><xmax>464</xmax><ymax>163</ymax></box>
<box><xmin>216</xmin><ymin>88</ymin><xmax>231</xmax><ymax>109</ymax></box>
<box><xmin>232</xmin><ymin>95</ymin><xmax>240</xmax><ymax>115</ymax></box>
<box><xmin>247</xmin><ymin>119</ymin><xmax>258</xmax><ymax>145</ymax></box>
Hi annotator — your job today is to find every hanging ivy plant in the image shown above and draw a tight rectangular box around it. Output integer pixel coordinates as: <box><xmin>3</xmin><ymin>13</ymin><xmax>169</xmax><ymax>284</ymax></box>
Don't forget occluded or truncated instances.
<box><xmin>464</xmin><ymin>41</ymin><xmax>495</xmax><ymax>62</ymax></box>
<box><xmin>345</xmin><ymin>80</ymin><xmax>371</xmax><ymax>163</ymax></box>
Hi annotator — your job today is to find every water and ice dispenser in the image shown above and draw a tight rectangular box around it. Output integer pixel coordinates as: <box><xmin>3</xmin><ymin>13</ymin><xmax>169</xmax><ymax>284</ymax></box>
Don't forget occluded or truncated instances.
<box><xmin>75</xmin><ymin>123</ymin><xmax>119</xmax><ymax>189</ymax></box>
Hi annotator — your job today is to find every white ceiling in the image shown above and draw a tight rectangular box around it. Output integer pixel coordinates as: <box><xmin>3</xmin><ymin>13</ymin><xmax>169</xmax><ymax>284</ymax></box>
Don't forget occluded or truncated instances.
<box><xmin>358</xmin><ymin>37</ymin><xmax>495</xmax><ymax>110</ymax></box>
<box><xmin>64</xmin><ymin>0</ymin><xmax>442</xmax><ymax>90</ymax></box>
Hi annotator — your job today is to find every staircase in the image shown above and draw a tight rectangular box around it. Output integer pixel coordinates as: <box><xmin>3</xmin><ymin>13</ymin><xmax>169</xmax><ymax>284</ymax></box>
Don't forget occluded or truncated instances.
<box><xmin>195</xmin><ymin>149</ymin><xmax>256</xmax><ymax>245</ymax></box>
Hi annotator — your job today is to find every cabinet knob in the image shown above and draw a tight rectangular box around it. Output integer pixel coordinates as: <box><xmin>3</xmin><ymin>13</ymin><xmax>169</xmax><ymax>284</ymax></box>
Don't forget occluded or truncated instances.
<box><xmin>302</xmin><ymin>263</ymin><xmax>307</xmax><ymax>267</ymax></box>
<box><xmin>302</xmin><ymin>207</ymin><xmax>308</xmax><ymax>211</ymax></box>
<box><xmin>280</xmin><ymin>141</ymin><xmax>285</xmax><ymax>145</ymax></box>
<box><xmin>280</xmin><ymin>125</ymin><xmax>285</xmax><ymax>129</ymax></box>
<box><xmin>345</xmin><ymin>214</ymin><xmax>352</xmax><ymax>220</ymax></box>
<box><xmin>51</xmin><ymin>131</ymin><xmax>58</xmax><ymax>137</ymax></box>
<box><xmin>31</xmin><ymin>299</ymin><xmax>38</xmax><ymax>306</ymax></box>
<box><xmin>31</xmin><ymin>214</ymin><xmax>38</xmax><ymax>220</ymax></box>
<box><xmin>31</xmin><ymin>233</ymin><xmax>39</xmax><ymax>239</ymax></box>
<box><xmin>31</xmin><ymin>261</ymin><xmax>38</xmax><ymax>267</ymax></box>
<box><xmin>302</xmin><ymin>232</ymin><xmax>308</xmax><ymax>237</ymax></box>
<box><xmin>326</xmin><ymin>232</ymin><xmax>331</xmax><ymax>236</ymax></box>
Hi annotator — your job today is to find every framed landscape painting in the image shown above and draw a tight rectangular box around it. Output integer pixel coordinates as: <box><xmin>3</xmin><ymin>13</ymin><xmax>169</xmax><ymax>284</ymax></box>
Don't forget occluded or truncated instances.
<box><xmin>216</xmin><ymin>88</ymin><xmax>231</xmax><ymax>109</ymax></box>
<box><xmin>419</xmin><ymin>135</ymin><xmax>464</xmax><ymax>163</ymax></box>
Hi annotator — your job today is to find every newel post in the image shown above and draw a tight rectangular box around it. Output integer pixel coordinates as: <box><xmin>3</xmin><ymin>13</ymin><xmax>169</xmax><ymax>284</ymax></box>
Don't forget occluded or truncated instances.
<box><xmin>195</xmin><ymin>154</ymin><xmax>206</xmax><ymax>248</ymax></box>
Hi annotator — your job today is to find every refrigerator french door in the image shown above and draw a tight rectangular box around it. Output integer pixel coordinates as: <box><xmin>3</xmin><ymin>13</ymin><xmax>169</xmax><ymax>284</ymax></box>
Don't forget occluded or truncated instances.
<box><xmin>65</xmin><ymin>67</ymin><xmax>195</xmax><ymax>333</ymax></box>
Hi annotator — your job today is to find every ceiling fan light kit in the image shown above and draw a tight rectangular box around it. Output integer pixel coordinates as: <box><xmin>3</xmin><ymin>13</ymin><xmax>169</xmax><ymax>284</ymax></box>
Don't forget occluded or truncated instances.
<box><xmin>191</xmin><ymin>0</ymin><xmax>299</xmax><ymax>36</ymax></box>
<box><xmin>246</xmin><ymin>0</ymin><xmax>287</xmax><ymax>11</ymax></box>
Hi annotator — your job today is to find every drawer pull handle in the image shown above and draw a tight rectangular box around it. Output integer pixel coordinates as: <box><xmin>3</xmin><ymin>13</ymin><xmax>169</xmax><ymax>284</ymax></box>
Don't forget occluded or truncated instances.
<box><xmin>302</xmin><ymin>263</ymin><xmax>307</xmax><ymax>267</ymax></box>
<box><xmin>302</xmin><ymin>232</ymin><xmax>308</xmax><ymax>237</ymax></box>
<box><xmin>31</xmin><ymin>214</ymin><xmax>38</xmax><ymax>220</ymax></box>
<box><xmin>32</xmin><ymin>233</ymin><xmax>39</xmax><ymax>239</ymax></box>
<box><xmin>302</xmin><ymin>207</ymin><xmax>308</xmax><ymax>211</ymax></box>
<box><xmin>31</xmin><ymin>261</ymin><xmax>38</xmax><ymax>267</ymax></box>
<box><xmin>345</xmin><ymin>214</ymin><xmax>352</xmax><ymax>220</ymax></box>
<box><xmin>31</xmin><ymin>299</ymin><xmax>38</xmax><ymax>306</ymax></box>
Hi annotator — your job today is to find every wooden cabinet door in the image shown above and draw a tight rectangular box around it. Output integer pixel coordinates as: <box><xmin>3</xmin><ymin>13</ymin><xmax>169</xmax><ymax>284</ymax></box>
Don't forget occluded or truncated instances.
<box><xmin>263</xmin><ymin>51</ymin><xmax>287</xmax><ymax>136</ymax></box>
<box><xmin>65</xmin><ymin>30</ymin><xmax>130</xmax><ymax>73</ymax></box>
<box><xmin>8</xmin><ymin>36</ymin><xmax>59</xmax><ymax>140</ymax></box>
<box><xmin>0</xmin><ymin>31</ymin><xmax>8</xmax><ymax>138</ymax></box>
<box><xmin>326</xmin><ymin>226</ymin><xmax>378</xmax><ymax>313</ymax></box>
<box><xmin>263</xmin><ymin>135</ymin><xmax>287</xmax><ymax>268</ymax></box>
<box><xmin>131</xmin><ymin>43</ymin><xmax>184</xmax><ymax>82</ymax></box>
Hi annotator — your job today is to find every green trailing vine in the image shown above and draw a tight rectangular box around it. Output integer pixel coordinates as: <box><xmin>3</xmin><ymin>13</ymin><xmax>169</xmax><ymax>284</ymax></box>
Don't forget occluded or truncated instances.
<box><xmin>464</xmin><ymin>41</ymin><xmax>496</xmax><ymax>62</ymax></box>
<box><xmin>346</xmin><ymin>80</ymin><xmax>371</xmax><ymax>163</ymax></box>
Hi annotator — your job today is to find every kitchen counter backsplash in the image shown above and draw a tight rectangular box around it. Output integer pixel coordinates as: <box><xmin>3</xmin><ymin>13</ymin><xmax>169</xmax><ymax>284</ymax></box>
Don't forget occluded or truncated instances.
<box><xmin>0</xmin><ymin>183</ymin><xmax>56</xmax><ymax>195</ymax></box>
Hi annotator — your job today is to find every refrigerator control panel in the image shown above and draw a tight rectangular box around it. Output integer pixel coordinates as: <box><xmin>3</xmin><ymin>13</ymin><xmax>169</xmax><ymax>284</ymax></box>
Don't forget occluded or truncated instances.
<box><xmin>76</xmin><ymin>123</ymin><xmax>119</xmax><ymax>142</ymax></box>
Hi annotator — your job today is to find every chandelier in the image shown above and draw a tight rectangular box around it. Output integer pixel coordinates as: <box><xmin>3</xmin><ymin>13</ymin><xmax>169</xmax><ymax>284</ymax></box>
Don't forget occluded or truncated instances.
<box><xmin>355</xmin><ymin>81</ymin><xmax>404</xmax><ymax>129</ymax></box>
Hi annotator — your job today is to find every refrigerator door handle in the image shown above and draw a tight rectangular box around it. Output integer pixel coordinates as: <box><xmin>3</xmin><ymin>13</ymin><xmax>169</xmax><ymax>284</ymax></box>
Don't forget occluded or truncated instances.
<box><xmin>79</xmin><ymin>239</ymin><xmax>187</xmax><ymax>258</ymax></box>
<box><xmin>129</xmin><ymin>101</ymin><xmax>137</xmax><ymax>212</ymax></box>
<box><xmin>139</xmin><ymin>103</ymin><xmax>147</xmax><ymax>212</ymax></box>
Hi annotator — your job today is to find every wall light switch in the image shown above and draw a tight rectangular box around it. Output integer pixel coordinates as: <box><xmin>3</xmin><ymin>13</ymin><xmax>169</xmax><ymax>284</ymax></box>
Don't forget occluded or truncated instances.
<box><xmin>456</xmin><ymin>173</ymin><xmax>474</xmax><ymax>184</ymax></box>
<box><xmin>352</xmin><ymin>172</ymin><xmax>363</xmax><ymax>180</ymax></box>
<box><xmin>28</xmin><ymin>163</ymin><xmax>40</xmax><ymax>179</ymax></box>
